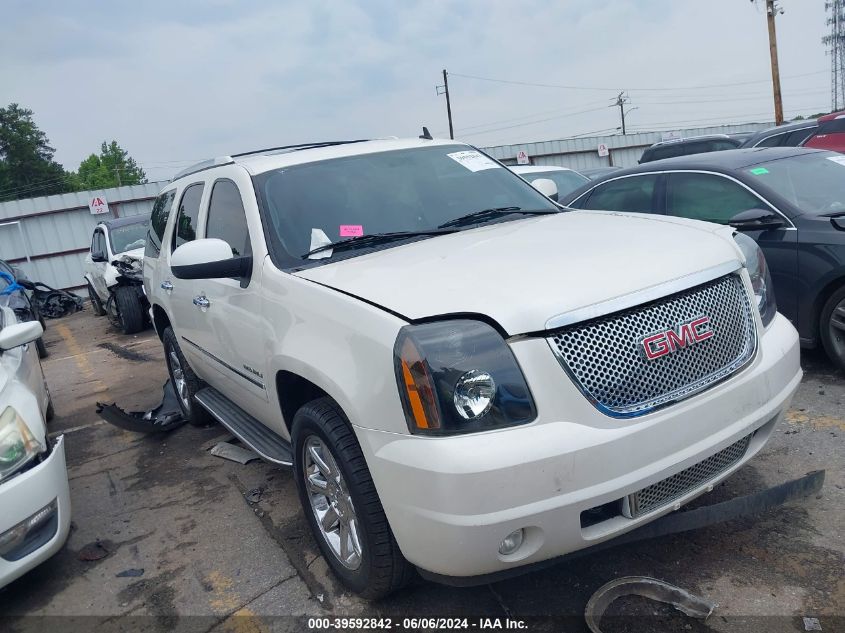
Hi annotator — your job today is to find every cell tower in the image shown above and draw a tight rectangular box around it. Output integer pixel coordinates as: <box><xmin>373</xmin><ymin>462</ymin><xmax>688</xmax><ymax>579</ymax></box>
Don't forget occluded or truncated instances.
<box><xmin>824</xmin><ymin>0</ymin><xmax>845</xmax><ymax>111</ymax></box>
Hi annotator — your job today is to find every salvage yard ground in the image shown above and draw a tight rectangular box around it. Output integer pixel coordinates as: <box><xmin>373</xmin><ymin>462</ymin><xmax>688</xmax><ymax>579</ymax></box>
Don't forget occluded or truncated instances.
<box><xmin>0</xmin><ymin>310</ymin><xmax>843</xmax><ymax>632</ymax></box>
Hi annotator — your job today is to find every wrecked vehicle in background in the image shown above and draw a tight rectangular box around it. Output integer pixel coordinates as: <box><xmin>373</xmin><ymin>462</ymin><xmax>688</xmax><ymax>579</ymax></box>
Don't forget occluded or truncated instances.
<box><xmin>0</xmin><ymin>306</ymin><xmax>69</xmax><ymax>589</ymax></box>
<box><xmin>0</xmin><ymin>260</ymin><xmax>48</xmax><ymax>359</ymax></box>
<box><xmin>84</xmin><ymin>216</ymin><xmax>150</xmax><ymax>334</ymax></box>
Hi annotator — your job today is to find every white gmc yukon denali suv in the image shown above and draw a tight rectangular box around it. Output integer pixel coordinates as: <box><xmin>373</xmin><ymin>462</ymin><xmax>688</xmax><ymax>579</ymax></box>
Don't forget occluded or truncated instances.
<box><xmin>144</xmin><ymin>138</ymin><xmax>801</xmax><ymax>598</ymax></box>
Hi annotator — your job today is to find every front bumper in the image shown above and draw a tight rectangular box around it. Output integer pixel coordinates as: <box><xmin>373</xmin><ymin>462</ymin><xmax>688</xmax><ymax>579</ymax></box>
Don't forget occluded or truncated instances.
<box><xmin>0</xmin><ymin>435</ymin><xmax>71</xmax><ymax>589</ymax></box>
<box><xmin>355</xmin><ymin>313</ymin><xmax>801</xmax><ymax>578</ymax></box>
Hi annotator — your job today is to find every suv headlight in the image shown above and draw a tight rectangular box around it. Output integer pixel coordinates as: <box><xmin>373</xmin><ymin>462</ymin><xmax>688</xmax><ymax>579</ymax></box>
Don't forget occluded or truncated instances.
<box><xmin>734</xmin><ymin>233</ymin><xmax>777</xmax><ymax>328</ymax></box>
<box><xmin>394</xmin><ymin>320</ymin><xmax>537</xmax><ymax>435</ymax></box>
<box><xmin>0</xmin><ymin>407</ymin><xmax>42</xmax><ymax>482</ymax></box>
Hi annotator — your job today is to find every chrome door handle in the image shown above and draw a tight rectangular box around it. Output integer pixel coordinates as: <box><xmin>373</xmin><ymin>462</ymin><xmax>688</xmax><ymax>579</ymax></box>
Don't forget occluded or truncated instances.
<box><xmin>193</xmin><ymin>295</ymin><xmax>210</xmax><ymax>309</ymax></box>
<box><xmin>161</xmin><ymin>280</ymin><xmax>173</xmax><ymax>291</ymax></box>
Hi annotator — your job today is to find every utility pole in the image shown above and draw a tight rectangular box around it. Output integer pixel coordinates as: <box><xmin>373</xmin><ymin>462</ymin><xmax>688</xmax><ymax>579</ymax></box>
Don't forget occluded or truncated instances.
<box><xmin>114</xmin><ymin>166</ymin><xmax>121</xmax><ymax>187</ymax></box>
<box><xmin>436</xmin><ymin>69</ymin><xmax>454</xmax><ymax>139</ymax></box>
<box><xmin>823</xmin><ymin>1</ymin><xmax>845</xmax><ymax>111</ymax></box>
<box><xmin>613</xmin><ymin>92</ymin><xmax>631</xmax><ymax>134</ymax></box>
<box><xmin>764</xmin><ymin>0</ymin><xmax>785</xmax><ymax>124</ymax></box>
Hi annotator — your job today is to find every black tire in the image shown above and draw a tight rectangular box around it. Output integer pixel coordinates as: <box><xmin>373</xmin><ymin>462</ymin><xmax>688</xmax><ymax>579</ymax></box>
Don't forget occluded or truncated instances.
<box><xmin>114</xmin><ymin>285</ymin><xmax>144</xmax><ymax>334</ymax></box>
<box><xmin>36</xmin><ymin>336</ymin><xmax>48</xmax><ymax>359</ymax></box>
<box><xmin>162</xmin><ymin>327</ymin><xmax>214</xmax><ymax>427</ymax></box>
<box><xmin>820</xmin><ymin>285</ymin><xmax>845</xmax><ymax>372</ymax></box>
<box><xmin>45</xmin><ymin>394</ymin><xmax>55</xmax><ymax>422</ymax></box>
<box><xmin>87</xmin><ymin>282</ymin><xmax>106</xmax><ymax>316</ymax></box>
<box><xmin>291</xmin><ymin>397</ymin><xmax>413</xmax><ymax>599</ymax></box>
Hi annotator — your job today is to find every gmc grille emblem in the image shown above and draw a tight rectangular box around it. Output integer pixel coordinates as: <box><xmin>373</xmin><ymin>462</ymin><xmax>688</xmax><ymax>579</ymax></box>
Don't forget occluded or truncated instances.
<box><xmin>641</xmin><ymin>316</ymin><xmax>714</xmax><ymax>360</ymax></box>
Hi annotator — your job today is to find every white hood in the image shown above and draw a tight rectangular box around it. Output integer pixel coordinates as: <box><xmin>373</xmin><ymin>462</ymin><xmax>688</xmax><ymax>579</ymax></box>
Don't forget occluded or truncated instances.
<box><xmin>296</xmin><ymin>211</ymin><xmax>741</xmax><ymax>335</ymax></box>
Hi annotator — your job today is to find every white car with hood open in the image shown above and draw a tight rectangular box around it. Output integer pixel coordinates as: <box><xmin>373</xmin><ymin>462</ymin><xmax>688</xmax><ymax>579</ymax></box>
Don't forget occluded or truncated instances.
<box><xmin>144</xmin><ymin>138</ymin><xmax>801</xmax><ymax>598</ymax></box>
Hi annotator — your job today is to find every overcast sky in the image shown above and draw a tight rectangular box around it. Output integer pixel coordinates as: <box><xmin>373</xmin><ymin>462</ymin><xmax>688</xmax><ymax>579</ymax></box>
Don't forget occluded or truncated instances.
<box><xmin>1</xmin><ymin>0</ymin><xmax>831</xmax><ymax>182</ymax></box>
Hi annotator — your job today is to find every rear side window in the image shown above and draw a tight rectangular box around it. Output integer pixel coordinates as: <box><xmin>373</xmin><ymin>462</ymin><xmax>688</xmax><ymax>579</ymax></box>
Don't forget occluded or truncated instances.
<box><xmin>707</xmin><ymin>139</ymin><xmax>741</xmax><ymax>151</ymax></box>
<box><xmin>756</xmin><ymin>133</ymin><xmax>784</xmax><ymax>148</ymax></box>
<box><xmin>581</xmin><ymin>175</ymin><xmax>659</xmax><ymax>213</ymax></box>
<box><xmin>173</xmin><ymin>184</ymin><xmax>205</xmax><ymax>251</ymax></box>
<box><xmin>786</xmin><ymin>128</ymin><xmax>815</xmax><ymax>146</ymax></box>
<box><xmin>645</xmin><ymin>145</ymin><xmax>681</xmax><ymax>162</ymax></box>
<box><xmin>666</xmin><ymin>173</ymin><xmax>764</xmax><ymax>224</ymax></box>
<box><xmin>206</xmin><ymin>179</ymin><xmax>252</xmax><ymax>256</ymax></box>
<box><xmin>817</xmin><ymin>117</ymin><xmax>845</xmax><ymax>134</ymax></box>
<box><xmin>145</xmin><ymin>189</ymin><xmax>176</xmax><ymax>258</ymax></box>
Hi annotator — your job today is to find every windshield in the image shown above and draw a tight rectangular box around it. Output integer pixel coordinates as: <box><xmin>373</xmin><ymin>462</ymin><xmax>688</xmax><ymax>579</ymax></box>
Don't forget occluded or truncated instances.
<box><xmin>253</xmin><ymin>144</ymin><xmax>559</xmax><ymax>264</ymax></box>
<box><xmin>109</xmin><ymin>220</ymin><xmax>149</xmax><ymax>254</ymax></box>
<box><xmin>745</xmin><ymin>152</ymin><xmax>845</xmax><ymax>215</ymax></box>
<box><xmin>517</xmin><ymin>169</ymin><xmax>589</xmax><ymax>198</ymax></box>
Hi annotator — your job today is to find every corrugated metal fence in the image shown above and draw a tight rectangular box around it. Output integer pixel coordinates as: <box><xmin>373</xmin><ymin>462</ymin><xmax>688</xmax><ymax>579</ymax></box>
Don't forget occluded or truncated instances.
<box><xmin>0</xmin><ymin>182</ymin><xmax>167</xmax><ymax>293</ymax></box>
<box><xmin>482</xmin><ymin>123</ymin><xmax>773</xmax><ymax>170</ymax></box>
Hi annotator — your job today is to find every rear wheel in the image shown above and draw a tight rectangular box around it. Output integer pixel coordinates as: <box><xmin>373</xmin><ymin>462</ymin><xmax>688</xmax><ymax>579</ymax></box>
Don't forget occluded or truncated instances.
<box><xmin>87</xmin><ymin>281</ymin><xmax>106</xmax><ymax>316</ymax></box>
<box><xmin>292</xmin><ymin>397</ymin><xmax>413</xmax><ymax>599</ymax></box>
<box><xmin>35</xmin><ymin>336</ymin><xmax>48</xmax><ymax>359</ymax></box>
<box><xmin>820</xmin><ymin>286</ymin><xmax>845</xmax><ymax>372</ymax></box>
<box><xmin>114</xmin><ymin>285</ymin><xmax>144</xmax><ymax>334</ymax></box>
<box><xmin>162</xmin><ymin>327</ymin><xmax>213</xmax><ymax>427</ymax></box>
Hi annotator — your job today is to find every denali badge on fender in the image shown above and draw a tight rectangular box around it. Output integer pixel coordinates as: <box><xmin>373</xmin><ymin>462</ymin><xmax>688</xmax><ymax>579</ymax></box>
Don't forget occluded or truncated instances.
<box><xmin>641</xmin><ymin>316</ymin><xmax>714</xmax><ymax>360</ymax></box>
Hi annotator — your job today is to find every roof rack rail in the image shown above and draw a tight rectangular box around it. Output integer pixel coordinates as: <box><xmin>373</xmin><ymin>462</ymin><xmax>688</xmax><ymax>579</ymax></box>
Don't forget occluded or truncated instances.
<box><xmin>230</xmin><ymin>139</ymin><xmax>370</xmax><ymax>158</ymax></box>
<box><xmin>171</xmin><ymin>156</ymin><xmax>234</xmax><ymax>182</ymax></box>
<box><xmin>170</xmin><ymin>140</ymin><xmax>371</xmax><ymax>182</ymax></box>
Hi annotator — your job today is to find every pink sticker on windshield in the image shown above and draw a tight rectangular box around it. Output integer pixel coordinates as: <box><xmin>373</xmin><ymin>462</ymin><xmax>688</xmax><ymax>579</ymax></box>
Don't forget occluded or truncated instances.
<box><xmin>340</xmin><ymin>225</ymin><xmax>363</xmax><ymax>237</ymax></box>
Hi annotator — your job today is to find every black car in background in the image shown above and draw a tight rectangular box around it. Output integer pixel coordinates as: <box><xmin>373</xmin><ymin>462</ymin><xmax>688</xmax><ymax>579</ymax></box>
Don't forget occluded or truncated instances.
<box><xmin>740</xmin><ymin>119</ymin><xmax>818</xmax><ymax>149</ymax></box>
<box><xmin>639</xmin><ymin>134</ymin><xmax>743</xmax><ymax>163</ymax></box>
<box><xmin>561</xmin><ymin>147</ymin><xmax>845</xmax><ymax>370</ymax></box>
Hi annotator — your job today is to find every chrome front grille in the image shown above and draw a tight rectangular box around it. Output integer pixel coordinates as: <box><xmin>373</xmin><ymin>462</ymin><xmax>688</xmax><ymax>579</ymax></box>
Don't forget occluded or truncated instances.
<box><xmin>547</xmin><ymin>274</ymin><xmax>756</xmax><ymax>417</ymax></box>
<box><xmin>623</xmin><ymin>433</ymin><xmax>753</xmax><ymax>518</ymax></box>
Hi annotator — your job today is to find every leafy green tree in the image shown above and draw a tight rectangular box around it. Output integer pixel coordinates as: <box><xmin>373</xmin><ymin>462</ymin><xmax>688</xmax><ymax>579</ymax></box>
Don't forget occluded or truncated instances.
<box><xmin>73</xmin><ymin>141</ymin><xmax>147</xmax><ymax>189</ymax></box>
<box><xmin>0</xmin><ymin>103</ymin><xmax>69</xmax><ymax>201</ymax></box>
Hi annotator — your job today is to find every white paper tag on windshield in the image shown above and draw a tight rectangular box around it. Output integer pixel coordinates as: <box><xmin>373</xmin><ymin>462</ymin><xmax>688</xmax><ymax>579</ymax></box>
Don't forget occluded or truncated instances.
<box><xmin>446</xmin><ymin>150</ymin><xmax>500</xmax><ymax>172</ymax></box>
<box><xmin>827</xmin><ymin>155</ymin><xmax>845</xmax><ymax>167</ymax></box>
<box><xmin>308</xmin><ymin>228</ymin><xmax>333</xmax><ymax>259</ymax></box>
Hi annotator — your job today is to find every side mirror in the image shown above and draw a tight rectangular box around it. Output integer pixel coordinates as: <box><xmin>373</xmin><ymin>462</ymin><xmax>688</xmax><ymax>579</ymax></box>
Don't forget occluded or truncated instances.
<box><xmin>531</xmin><ymin>178</ymin><xmax>559</xmax><ymax>202</ymax></box>
<box><xmin>729</xmin><ymin>208</ymin><xmax>785</xmax><ymax>231</ymax></box>
<box><xmin>0</xmin><ymin>321</ymin><xmax>43</xmax><ymax>351</ymax></box>
<box><xmin>91</xmin><ymin>251</ymin><xmax>108</xmax><ymax>263</ymax></box>
<box><xmin>171</xmin><ymin>238</ymin><xmax>252</xmax><ymax>280</ymax></box>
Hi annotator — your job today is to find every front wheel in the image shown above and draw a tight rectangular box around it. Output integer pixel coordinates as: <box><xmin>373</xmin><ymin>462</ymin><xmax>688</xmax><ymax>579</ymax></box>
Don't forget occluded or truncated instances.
<box><xmin>114</xmin><ymin>285</ymin><xmax>144</xmax><ymax>334</ymax></box>
<box><xmin>291</xmin><ymin>397</ymin><xmax>413</xmax><ymax>599</ymax></box>
<box><xmin>820</xmin><ymin>286</ymin><xmax>845</xmax><ymax>372</ymax></box>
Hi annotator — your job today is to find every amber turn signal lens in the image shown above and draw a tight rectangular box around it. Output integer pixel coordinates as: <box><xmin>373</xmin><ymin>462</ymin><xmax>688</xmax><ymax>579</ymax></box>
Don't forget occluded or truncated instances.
<box><xmin>398</xmin><ymin>338</ymin><xmax>440</xmax><ymax>430</ymax></box>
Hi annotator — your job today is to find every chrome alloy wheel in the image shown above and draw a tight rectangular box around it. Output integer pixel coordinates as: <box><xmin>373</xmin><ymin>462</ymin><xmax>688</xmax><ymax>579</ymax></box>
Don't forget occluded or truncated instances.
<box><xmin>303</xmin><ymin>436</ymin><xmax>362</xmax><ymax>570</ymax></box>
<box><xmin>168</xmin><ymin>351</ymin><xmax>191</xmax><ymax>412</ymax></box>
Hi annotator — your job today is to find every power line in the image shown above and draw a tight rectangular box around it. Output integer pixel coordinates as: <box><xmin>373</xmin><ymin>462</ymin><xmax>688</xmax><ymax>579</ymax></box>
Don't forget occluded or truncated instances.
<box><xmin>458</xmin><ymin>106</ymin><xmax>611</xmax><ymax>138</ymax></box>
<box><xmin>448</xmin><ymin>69</ymin><xmax>828</xmax><ymax>93</ymax></box>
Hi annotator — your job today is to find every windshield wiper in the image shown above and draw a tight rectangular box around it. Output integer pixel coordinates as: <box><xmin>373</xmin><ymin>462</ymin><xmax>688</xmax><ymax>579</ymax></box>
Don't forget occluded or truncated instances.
<box><xmin>304</xmin><ymin>230</ymin><xmax>457</xmax><ymax>258</ymax></box>
<box><xmin>437</xmin><ymin>206</ymin><xmax>559</xmax><ymax>229</ymax></box>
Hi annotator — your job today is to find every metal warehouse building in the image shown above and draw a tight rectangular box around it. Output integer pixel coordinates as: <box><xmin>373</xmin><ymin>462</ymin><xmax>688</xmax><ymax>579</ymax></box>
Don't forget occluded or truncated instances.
<box><xmin>0</xmin><ymin>182</ymin><xmax>167</xmax><ymax>293</ymax></box>
<box><xmin>482</xmin><ymin>123</ymin><xmax>772</xmax><ymax>170</ymax></box>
